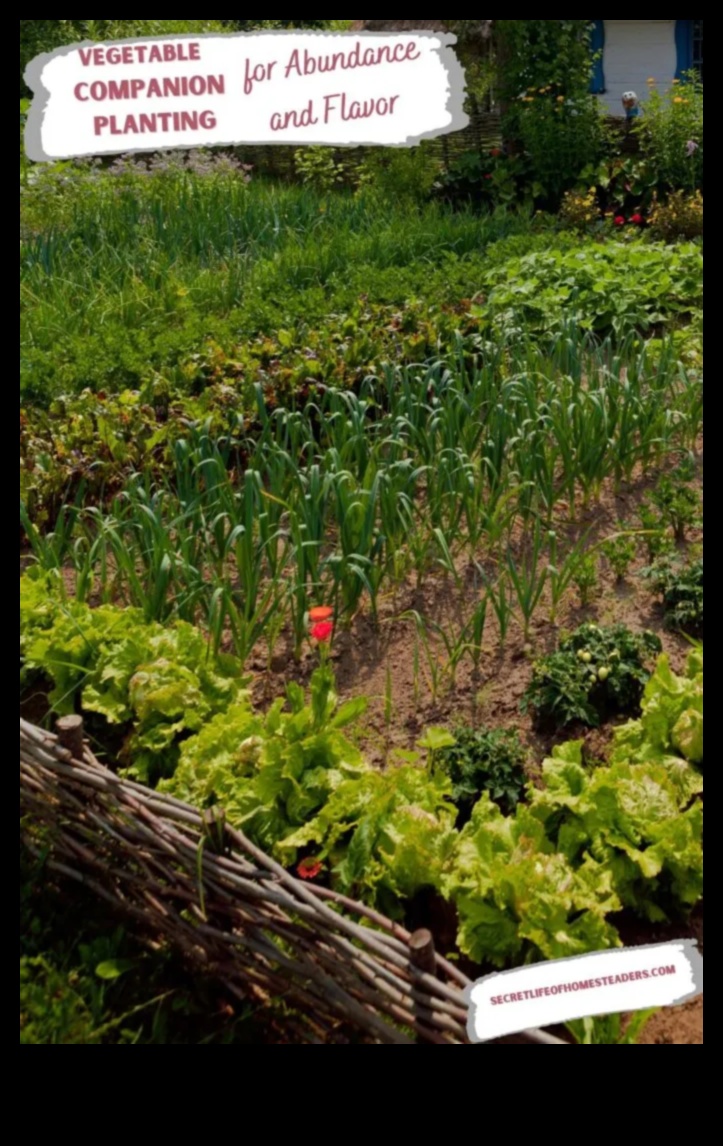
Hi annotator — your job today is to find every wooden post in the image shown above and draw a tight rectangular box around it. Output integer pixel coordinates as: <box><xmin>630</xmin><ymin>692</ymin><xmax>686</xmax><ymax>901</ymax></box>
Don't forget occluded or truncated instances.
<box><xmin>409</xmin><ymin>928</ymin><xmax>437</xmax><ymax>977</ymax></box>
<box><xmin>56</xmin><ymin>714</ymin><xmax>84</xmax><ymax>760</ymax></box>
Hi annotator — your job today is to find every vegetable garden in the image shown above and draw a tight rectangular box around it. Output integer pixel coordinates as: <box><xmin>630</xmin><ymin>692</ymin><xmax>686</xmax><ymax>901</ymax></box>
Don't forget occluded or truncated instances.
<box><xmin>20</xmin><ymin>23</ymin><xmax>703</xmax><ymax>1045</ymax></box>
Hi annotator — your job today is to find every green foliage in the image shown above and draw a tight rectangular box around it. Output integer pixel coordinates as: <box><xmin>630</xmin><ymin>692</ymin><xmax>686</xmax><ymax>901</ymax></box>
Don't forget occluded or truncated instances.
<box><xmin>20</xmin><ymin>175</ymin><xmax>540</xmax><ymax>403</ymax></box>
<box><xmin>472</xmin><ymin>242</ymin><xmax>703</xmax><ymax>340</ymax></box>
<box><xmin>637</xmin><ymin>73</ymin><xmax>703</xmax><ymax>193</ymax></box>
<box><xmin>522</xmin><ymin>623</ymin><xmax>663</xmax><ymax>729</ymax></box>
<box><xmin>573</xmin><ymin>552</ymin><xmax>599</xmax><ymax>606</ymax></box>
<box><xmin>650</xmin><ymin>469</ymin><xmax>700</xmax><ymax>542</ymax></box>
<box><xmin>294</xmin><ymin>147</ymin><xmax>347</xmax><ymax>193</ymax></box>
<box><xmin>610</xmin><ymin>649</ymin><xmax>703</xmax><ymax>768</ymax></box>
<box><xmin>529</xmin><ymin>736</ymin><xmax>702</xmax><ymax>923</ymax></box>
<box><xmin>437</xmin><ymin>726</ymin><xmax>528</xmax><ymax>821</ymax></box>
<box><xmin>279</xmin><ymin>767</ymin><xmax>458</xmax><ymax>917</ymax></box>
<box><xmin>442</xmin><ymin>795</ymin><xmax>622</xmax><ymax>967</ymax></box>
<box><xmin>496</xmin><ymin>21</ymin><xmax>605</xmax><ymax>206</ymax></box>
<box><xmin>162</xmin><ymin>665</ymin><xmax>369</xmax><ymax>853</ymax></box>
<box><xmin>649</xmin><ymin>190</ymin><xmax>703</xmax><ymax>242</ymax></box>
<box><xmin>20</xmin><ymin>570</ymin><xmax>246</xmax><ymax>781</ymax></box>
<box><xmin>566</xmin><ymin>1010</ymin><xmax>659</xmax><ymax>1044</ymax></box>
<box><xmin>496</xmin><ymin>20</ymin><xmax>597</xmax><ymax>103</ymax></box>
<box><xmin>641</xmin><ymin>557</ymin><xmax>703</xmax><ymax>636</ymax></box>
<box><xmin>355</xmin><ymin>148</ymin><xmax>442</xmax><ymax>205</ymax></box>
<box><xmin>602</xmin><ymin>530</ymin><xmax>637</xmax><ymax>582</ymax></box>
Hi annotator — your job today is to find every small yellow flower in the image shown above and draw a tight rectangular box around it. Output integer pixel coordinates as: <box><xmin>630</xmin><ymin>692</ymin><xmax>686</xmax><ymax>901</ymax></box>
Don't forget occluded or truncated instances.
<box><xmin>673</xmin><ymin>96</ymin><xmax>685</xmax><ymax>104</ymax></box>
<box><xmin>647</xmin><ymin>77</ymin><xmax>656</xmax><ymax>84</ymax></box>
<box><xmin>672</xmin><ymin>78</ymin><xmax>680</xmax><ymax>84</ymax></box>
<box><xmin>557</xmin><ymin>95</ymin><xmax>565</xmax><ymax>102</ymax></box>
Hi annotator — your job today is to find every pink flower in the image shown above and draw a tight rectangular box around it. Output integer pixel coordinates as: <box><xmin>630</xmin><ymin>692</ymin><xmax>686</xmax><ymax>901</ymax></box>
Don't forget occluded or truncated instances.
<box><xmin>630</xmin><ymin>213</ymin><xmax>644</xmax><ymax>225</ymax></box>
<box><xmin>686</xmin><ymin>140</ymin><xmax>699</xmax><ymax>157</ymax></box>
<box><xmin>614</xmin><ymin>216</ymin><xmax>626</xmax><ymax>226</ymax></box>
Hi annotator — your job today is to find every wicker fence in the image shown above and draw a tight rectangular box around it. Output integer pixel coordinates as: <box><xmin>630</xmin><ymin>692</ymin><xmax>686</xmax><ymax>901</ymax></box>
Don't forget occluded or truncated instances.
<box><xmin>231</xmin><ymin>107</ymin><xmax>503</xmax><ymax>182</ymax></box>
<box><xmin>20</xmin><ymin>716</ymin><xmax>567</xmax><ymax>1045</ymax></box>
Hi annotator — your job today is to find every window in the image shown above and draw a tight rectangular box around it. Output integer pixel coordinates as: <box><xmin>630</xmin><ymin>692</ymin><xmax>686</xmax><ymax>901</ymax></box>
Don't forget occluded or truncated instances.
<box><xmin>676</xmin><ymin>19</ymin><xmax>703</xmax><ymax>81</ymax></box>
<box><xmin>693</xmin><ymin>19</ymin><xmax>703</xmax><ymax>79</ymax></box>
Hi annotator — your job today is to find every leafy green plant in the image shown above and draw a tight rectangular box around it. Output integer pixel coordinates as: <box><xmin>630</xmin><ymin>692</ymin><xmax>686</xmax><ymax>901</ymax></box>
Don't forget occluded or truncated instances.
<box><xmin>442</xmin><ymin>795</ymin><xmax>622</xmax><ymax>967</ymax></box>
<box><xmin>436</xmin><ymin>725</ymin><xmax>528</xmax><ymax>821</ymax></box>
<box><xmin>521</xmin><ymin>623</ymin><xmax>662</xmax><ymax>729</ymax></box>
<box><xmin>602</xmin><ymin>530</ymin><xmax>637</xmax><ymax>582</ymax></box>
<box><xmin>471</xmin><ymin>243</ymin><xmax>702</xmax><ymax>341</ymax></box>
<box><xmin>529</xmin><ymin>736</ymin><xmax>702</xmax><ymax>922</ymax></box>
<box><xmin>566</xmin><ymin>1010</ymin><xmax>659</xmax><ymax>1044</ymax></box>
<box><xmin>650</xmin><ymin>472</ymin><xmax>700</xmax><ymax>543</ymax></box>
<box><xmin>610</xmin><ymin>648</ymin><xmax>702</xmax><ymax>768</ymax></box>
<box><xmin>162</xmin><ymin>664</ymin><xmax>369</xmax><ymax>853</ymax></box>
<box><xmin>637</xmin><ymin>502</ymin><xmax>675</xmax><ymax>561</ymax></box>
<box><xmin>20</xmin><ymin>570</ymin><xmax>246</xmax><ymax>781</ymax></box>
<box><xmin>278</xmin><ymin>766</ymin><xmax>458</xmax><ymax>919</ymax></box>
<box><xmin>573</xmin><ymin>553</ymin><xmax>599</xmax><ymax>606</ymax></box>
<box><xmin>641</xmin><ymin>557</ymin><xmax>703</xmax><ymax>636</ymax></box>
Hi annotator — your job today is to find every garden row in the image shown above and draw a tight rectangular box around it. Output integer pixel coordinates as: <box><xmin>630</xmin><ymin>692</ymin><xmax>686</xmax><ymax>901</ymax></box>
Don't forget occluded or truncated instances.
<box><xmin>20</xmin><ymin>568</ymin><xmax>703</xmax><ymax>971</ymax></box>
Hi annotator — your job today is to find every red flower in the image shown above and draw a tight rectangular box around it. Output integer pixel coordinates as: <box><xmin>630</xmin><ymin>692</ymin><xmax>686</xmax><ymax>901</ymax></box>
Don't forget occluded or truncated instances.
<box><xmin>490</xmin><ymin>148</ymin><xmax>502</xmax><ymax>158</ymax></box>
<box><xmin>484</xmin><ymin>174</ymin><xmax>493</xmax><ymax>180</ymax></box>
<box><xmin>297</xmin><ymin>858</ymin><xmax>324</xmax><ymax>881</ymax></box>
<box><xmin>308</xmin><ymin>606</ymin><xmax>333</xmax><ymax>622</ymax></box>
<box><xmin>614</xmin><ymin>216</ymin><xmax>626</xmax><ymax>226</ymax></box>
<box><xmin>630</xmin><ymin>213</ymin><xmax>644</xmax><ymax>225</ymax></box>
<box><xmin>310</xmin><ymin>621</ymin><xmax>334</xmax><ymax>643</ymax></box>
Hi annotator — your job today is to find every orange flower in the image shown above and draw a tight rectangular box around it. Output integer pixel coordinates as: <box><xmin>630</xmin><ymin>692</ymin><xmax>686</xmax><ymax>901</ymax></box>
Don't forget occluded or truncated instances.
<box><xmin>309</xmin><ymin>606</ymin><xmax>333</xmax><ymax>622</ymax></box>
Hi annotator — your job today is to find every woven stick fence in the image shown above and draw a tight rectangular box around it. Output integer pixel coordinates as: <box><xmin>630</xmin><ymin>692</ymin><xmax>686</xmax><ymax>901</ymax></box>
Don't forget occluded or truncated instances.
<box><xmin>20</xmin><ymin>717</ymin><xmax>566</xmax><ymax>1045</ymax></box>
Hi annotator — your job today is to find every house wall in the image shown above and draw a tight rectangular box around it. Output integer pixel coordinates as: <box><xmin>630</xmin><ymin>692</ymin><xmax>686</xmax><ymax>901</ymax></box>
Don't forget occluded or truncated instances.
<box><xmin>599</xmin><ymin>20</ymin><xmax>677</xmax><ymax>112</ymax></box>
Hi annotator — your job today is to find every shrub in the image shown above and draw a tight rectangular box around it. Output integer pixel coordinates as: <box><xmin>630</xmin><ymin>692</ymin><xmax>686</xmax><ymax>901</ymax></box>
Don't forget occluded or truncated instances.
<box><xmin>521</xmin><ymin>623</ymin><xmax>663</xmax><ymax>729</ymax></box>
<box><xmin>641</xmin><ymin>557</ymin><xmax>703</xmax><ymax>635</ymax></box>
<box><xmin>294</xmin><ymin>147</ymin><xmax>347</xmax><ymax>193</ymax></box>
<box><xmin>496</xmin><ymin>21</ymin><xmax>606</xmax><ymax>207</ymax></box>
<box><xmin>637</xmin><ymin>72</ymin><xmax>703</xmax><ymax>192</ymax></box>
<box><xmin>436</xmin><ymin>726</ymin><xmax>528</xmax><ymax>822</ymax></box>
<box><xmin>648</xmin><ymin>190</ymin><xmax>703</xmax><ymax>242</ymax></box>
<box><xmin>559</xmin><ymin>188</ymin><xmax>600</xmax><ymax>231</ymax></box>
<box><xmin>355</xmin><ymin>148</ymin><xmax>442</xmax><ymax>205</ymax></box>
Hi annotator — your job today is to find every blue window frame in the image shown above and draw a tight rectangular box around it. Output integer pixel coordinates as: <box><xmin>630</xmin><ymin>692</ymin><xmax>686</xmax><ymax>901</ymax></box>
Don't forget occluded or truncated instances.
<box><xmin>590</xmin><ymin>19</ymin><xmax>606</xmax><ymax>92</ymax></box>
<box><xmin>676</xmin><ymin>19</ymin><xmax>703</xmax><ymax>80</ymax></box>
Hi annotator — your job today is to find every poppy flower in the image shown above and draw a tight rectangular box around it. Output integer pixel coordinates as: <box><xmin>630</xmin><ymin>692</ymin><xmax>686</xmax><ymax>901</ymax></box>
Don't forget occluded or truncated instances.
<box><xmin>630</xmin><ymin>213</ymin><xmax>644</xmax><ymax>225</ymax></box>
<box><xmin>310</xmin><ymin>620</ymin><xmax>334</xmax><ymax>643</ymax></box>
<box><xmin>309</xmin><ymin>605</ymin><xmax>333</xmax><ymax>623</ymax></box>
<box><xmin>614</xmin><ymin>216</ymin><xmax>626</xmax><ymax>226</ymax></box>
<box><xmin>297</xmin><ymin>857</ymin><xmax>323</xmax><ymax>880</ymax></box>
